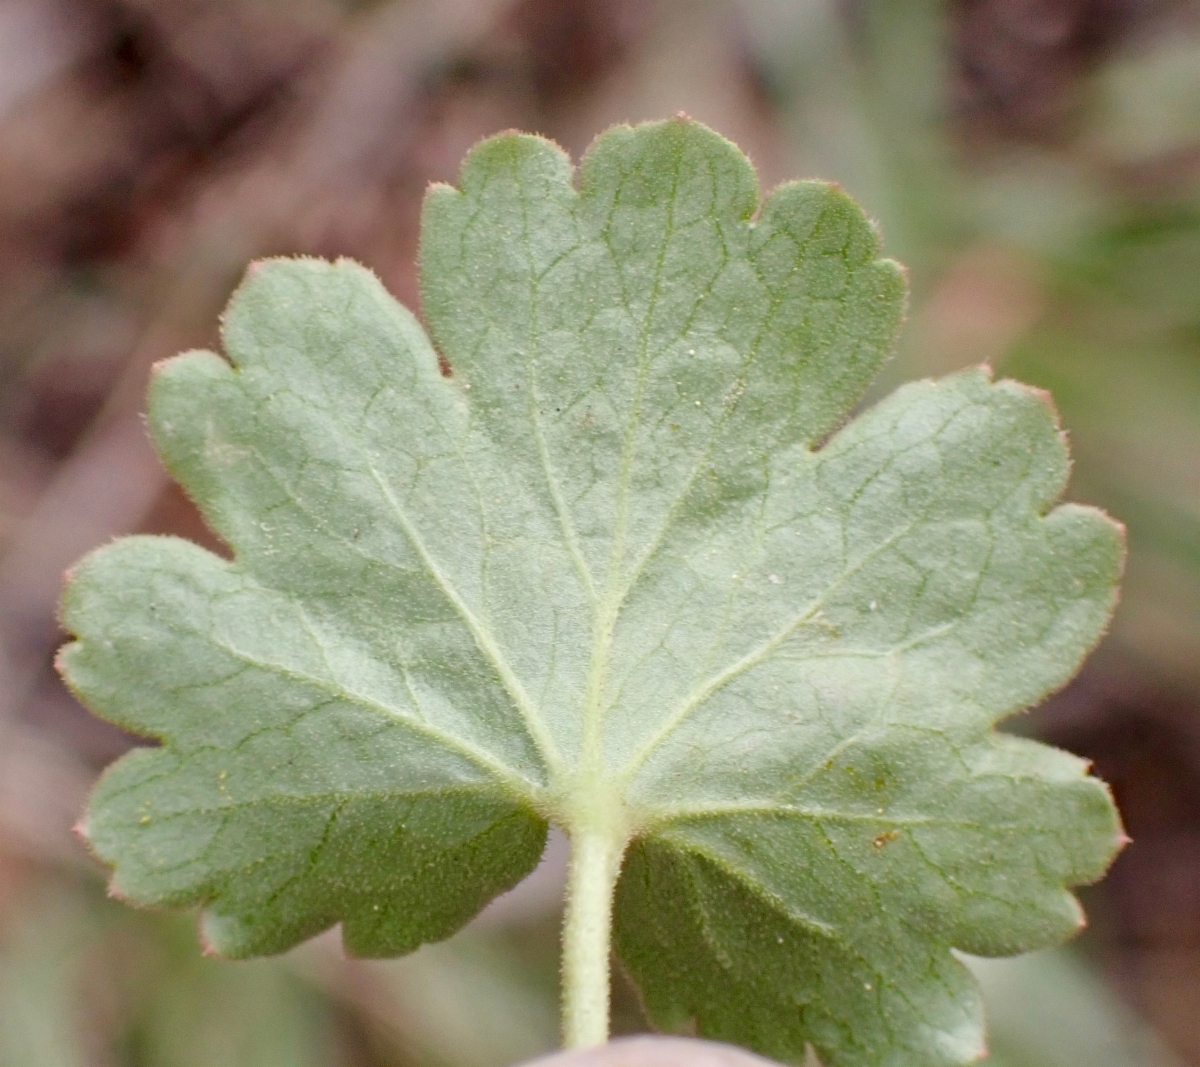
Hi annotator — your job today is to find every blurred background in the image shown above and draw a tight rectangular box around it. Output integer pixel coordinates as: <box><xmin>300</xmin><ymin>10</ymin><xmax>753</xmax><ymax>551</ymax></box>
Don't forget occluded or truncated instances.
<box><xmin>0</xmin><ymin>0</ymin><xmax>1197</xmax><ymax>1064</ymax></box>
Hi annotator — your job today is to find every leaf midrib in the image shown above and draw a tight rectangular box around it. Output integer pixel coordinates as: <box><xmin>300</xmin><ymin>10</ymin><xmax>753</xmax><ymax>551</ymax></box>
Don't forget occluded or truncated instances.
<box><xmin>642</xmin><ymin>800</ymin><xmax>1002</xmax><ymax>831</ymax></box>
<box><xmin>576</xmin><ymin>144</ymin><xmax>688</xmax><ymax>792</ymax></box>
<box><xmin>210</xmin><ymin>635</ymin><xmax>539</xmax><ymax>803</ymax></box>
<box><xmin>616</xmin><ymin>518</ymin><xmax>923</xmax><ymax>788</ymax></box>
<box><xmin>125</xmin><ymin>782</ymin><xmax>516</xmax><ymax>824</ymax></box>
<box><xmin>229</xmin><ymin>390</ymin><xmax>565</xmax><ymax>791</ymax></box>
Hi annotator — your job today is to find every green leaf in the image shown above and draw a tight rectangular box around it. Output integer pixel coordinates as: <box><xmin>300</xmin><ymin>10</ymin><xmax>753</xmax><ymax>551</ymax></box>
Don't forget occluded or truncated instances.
<box><xmin>59</xmin><ymin>118</ymin><xmax>1124</xmax><ymax>1067</ymax></box>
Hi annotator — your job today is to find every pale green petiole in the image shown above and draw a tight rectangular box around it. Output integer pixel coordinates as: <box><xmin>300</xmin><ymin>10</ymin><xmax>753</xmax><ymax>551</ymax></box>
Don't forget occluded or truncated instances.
<box><xmin>561</xmin><ymin>821</ymin><xmax>628</xmax><ymax>1046</ymax></box>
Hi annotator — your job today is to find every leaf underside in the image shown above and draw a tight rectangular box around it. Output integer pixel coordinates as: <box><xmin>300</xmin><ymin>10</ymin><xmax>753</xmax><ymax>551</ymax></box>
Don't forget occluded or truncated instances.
<box><xmin>60</xmin><ymin>119</ymin><xmax>1124</xmax><ymax>1067</ymax></box>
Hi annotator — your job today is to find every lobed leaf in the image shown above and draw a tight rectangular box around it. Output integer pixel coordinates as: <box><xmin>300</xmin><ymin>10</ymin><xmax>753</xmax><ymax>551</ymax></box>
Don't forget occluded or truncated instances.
<box><xmin>60</xmin><ymin>118</ymin><xmax>1124</xmax><ymax>1067</ymax></box>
